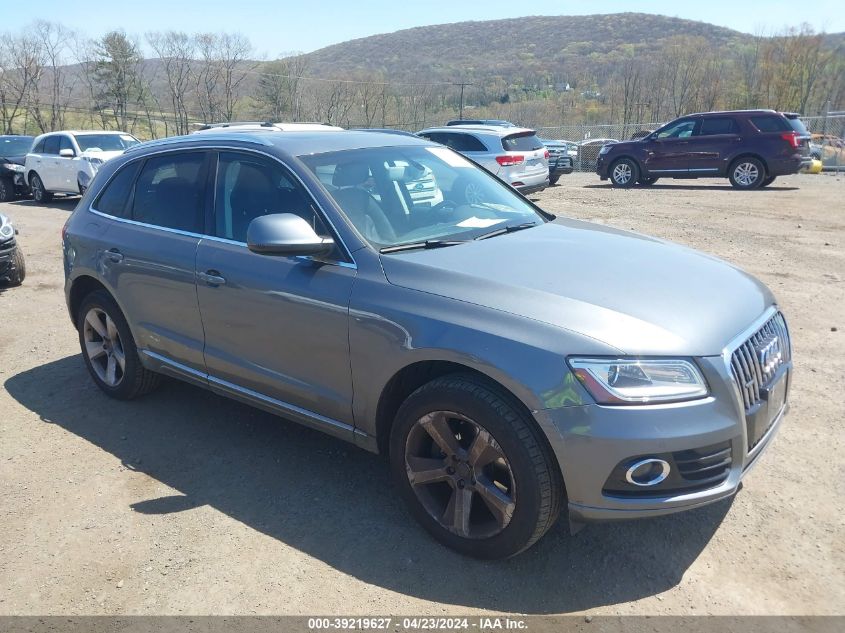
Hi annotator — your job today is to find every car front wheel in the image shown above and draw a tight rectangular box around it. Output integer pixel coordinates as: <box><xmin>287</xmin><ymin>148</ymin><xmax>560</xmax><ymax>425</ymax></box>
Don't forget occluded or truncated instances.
<box><xmin>729</xmin><ymin>157</ymin><xmax>765</xmax><ymax>189</ymax></box>
<box><xmin>609</xmin><ymin>158</ymin><xmax>639</xmax><ymax>188</ymax></box>
<box><xmin>390</xmin><ymin>374</ymin><xmax>563</xmax><ymax>559</ymax></box>
<box><xmin>0</xmin><ymin>176</ymin><xmax>16</xmax><ymax>202</ymax></box>
<box><xmin>77</xmin><ymin>289</ymin><xmax>160</xmax><ymax>399</ymax></box>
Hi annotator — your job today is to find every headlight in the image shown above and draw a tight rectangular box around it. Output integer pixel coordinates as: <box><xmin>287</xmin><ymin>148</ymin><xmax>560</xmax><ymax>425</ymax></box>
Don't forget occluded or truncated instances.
<box><xmin>0</xmin><ymin>214</ymin><xmax>14</xmax><ymax>240</ymax></box>
<box><xmin>568</xmin><ymin>358</ymin><xmax>708</xmax><ymax>404</ymax></box>
<box><xmin>2</xmin><ymin>163</ymin><xmax>24</xmax><ymax>172</ymax></box>
<box><xmin>598</xmin><ymin>145</ymin><xmax>612</xmax><ymax>155</ymax></box>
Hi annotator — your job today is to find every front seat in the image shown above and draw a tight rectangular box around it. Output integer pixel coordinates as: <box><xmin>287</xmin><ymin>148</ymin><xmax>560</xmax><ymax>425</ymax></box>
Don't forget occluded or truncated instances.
<box><xmin>331</xmin><ymin>162</ymin><xmax>397</xmax><ymax>243</ymax></box>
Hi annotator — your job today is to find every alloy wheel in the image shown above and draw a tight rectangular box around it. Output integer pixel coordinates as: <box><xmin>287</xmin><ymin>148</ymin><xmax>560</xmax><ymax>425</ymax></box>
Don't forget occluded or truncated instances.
<box><xmin>83</xmin><ymin>307</ymin><xmax>126</xmax><ymax>387</ymax></box>
<box><xmin>733</xmin><ymin>162</ymin><xmax>759</xmax><ymax>187</ymax></box>
<box><xmin>612</xmin><ymin>162</ymin><xmax>633</xmax><ymax>185</ymax></box>
<box><xmin>404</xmin><ymin>410</ymin><xmax>516</xmax><ymax>539</ymax></box>
<box><xmin>31</xmin><ymin>175</ymin><xmax>44</xmax><ymax>202</ymax></box>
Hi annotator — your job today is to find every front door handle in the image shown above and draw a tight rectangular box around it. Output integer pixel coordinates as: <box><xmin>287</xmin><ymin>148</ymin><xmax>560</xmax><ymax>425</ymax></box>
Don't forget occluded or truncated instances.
<box><xmin>105</xmin><ymin>248</ymin><xmax>123</xmax><ymax>263</ymax></box>
<box><xmin>197</xmin><ymin>270</ymin><xmax>226</xmax><ymax>286</ymax></box>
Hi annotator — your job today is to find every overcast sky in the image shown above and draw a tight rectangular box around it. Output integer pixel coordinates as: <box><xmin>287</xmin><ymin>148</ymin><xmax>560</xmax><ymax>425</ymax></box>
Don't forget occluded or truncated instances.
<box><xmin>5</xmin><ymin>0</ymin><xmax>844</xmax><ymax>57</ymax></box>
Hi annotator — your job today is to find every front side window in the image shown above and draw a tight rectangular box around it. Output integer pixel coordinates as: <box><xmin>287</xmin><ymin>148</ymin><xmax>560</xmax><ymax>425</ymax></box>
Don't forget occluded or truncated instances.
<box><xmin>300</xmin><ymin>145</ymin><xmax>544</xmax><ymax>249</ymax></box>
<box><xmin>132</xmin><ymin>152</ymin><xmax>207</xmax><ymax>233</ymax></box>
<box><xmin>656</xmin><ymin>120</ymin><xmax>696</xmax><ymax>139</ymax></box>
<box><xmin>75</xmin><ymin>134</ymin><xmax>139</xmax><ymax>152</ymax></box>
<box><xmin>214</xmin><ymin>151</ymin><xmax>327</xmax><ymax>243</ymax></box>
<box><xmin>92</xmin><ymin>161</ymin><xmax>142</xmax><ymax>218</ymax></box>
<box><xmin>58</xmin><ymin>136</ymin><xmax>75</xmax><ymax>154</ymax></box>
<box><xmin>699</xmin><ymin>117</ymin><xmax>739</xmax><ymax>136</ymax></box>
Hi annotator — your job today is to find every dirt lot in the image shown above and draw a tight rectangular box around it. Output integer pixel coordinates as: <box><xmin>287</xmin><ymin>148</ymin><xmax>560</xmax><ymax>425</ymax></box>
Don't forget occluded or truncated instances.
<box><xmin>1</xmin><ymin>173</ymin><xmax>843</xmax><ymax>616</ymax></box>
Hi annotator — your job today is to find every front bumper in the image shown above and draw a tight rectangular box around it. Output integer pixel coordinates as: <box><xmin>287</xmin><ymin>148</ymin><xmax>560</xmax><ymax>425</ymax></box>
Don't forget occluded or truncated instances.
<box><xmin>533</xmin><ymin>351</ymin><xmax>789</xmax><ymax>522</ymax></box>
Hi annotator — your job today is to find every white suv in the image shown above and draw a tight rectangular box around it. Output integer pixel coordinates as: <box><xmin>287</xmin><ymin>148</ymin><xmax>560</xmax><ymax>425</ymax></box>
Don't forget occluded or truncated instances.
<box><xmin>25</xmin><ymin>131</ymin><xmax>139</xmax><ymax>202</ymax></box>
<box><xmin>417</xmin><ymin>125</ymin><xmax>549</xmax><ymax>198</ymax></box>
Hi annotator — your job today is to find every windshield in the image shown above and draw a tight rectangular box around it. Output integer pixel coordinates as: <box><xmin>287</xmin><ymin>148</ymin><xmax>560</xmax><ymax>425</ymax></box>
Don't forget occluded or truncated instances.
<box><xmin>75</xmin><ymin>134</ymin><xmax>139</xmax><ymax>152</ymax></box>
<box><xmin>0</xmin><ymin>137</ymin><xmax>33</xmax><ymax>156</ymax></box>
<box><xmin>300</xmin><ymin>145</ymin><xmax>544</xmax><ymax>249</ymax></box>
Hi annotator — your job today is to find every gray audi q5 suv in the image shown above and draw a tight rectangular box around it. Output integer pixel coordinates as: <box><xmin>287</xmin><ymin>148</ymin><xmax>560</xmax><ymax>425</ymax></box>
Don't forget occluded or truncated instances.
<box><xmin>62</xmin><ymin>129</ymin><xmax>791</xmax><ymax>558</ymax></box>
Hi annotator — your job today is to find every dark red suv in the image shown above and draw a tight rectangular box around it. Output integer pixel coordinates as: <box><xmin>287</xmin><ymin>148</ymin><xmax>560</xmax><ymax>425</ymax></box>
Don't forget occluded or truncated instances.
<box><xmin>597</xmin><ymin>110</ymin><xmax>812</xmax><ymax>189</ymax></box>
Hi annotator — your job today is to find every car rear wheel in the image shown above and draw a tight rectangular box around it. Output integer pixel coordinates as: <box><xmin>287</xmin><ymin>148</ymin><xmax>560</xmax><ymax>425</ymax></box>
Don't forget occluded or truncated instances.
<box><xmin>759</xmin><ymin>175</ymin><xmax>777</xmax><ymax>187</ymax></box>
<box><xmin>609</xmin><ymin>158</ymin><xmax>639</xmax><ymax>188</ymax></box>
<box><xmin>389</xmin><ymin>374</ymin><xmax>563</xmax><ymax>559</ymax></box>
<box><xmin>0</xmin><ymin>176</ymin><xmax>16</xmax><ymax>202</ymax></box>
<box><xmin>729</xmin><ymin>157</ymin><xmax>765</xmax><ymax>190</ymax></box>
<box><xmin>77</xmin><ymin>290</ymin><xmax>160</xmax><ymax>400</ymax></box>
<box><xmin>549</xmin><ymin>175</ymin><xmax>561</xmax><ymax>186</ymax></box>
<box><xmin>30</xmin><ymin>173</ymin><xmax>53</xmax><ymax>203</ymax></box>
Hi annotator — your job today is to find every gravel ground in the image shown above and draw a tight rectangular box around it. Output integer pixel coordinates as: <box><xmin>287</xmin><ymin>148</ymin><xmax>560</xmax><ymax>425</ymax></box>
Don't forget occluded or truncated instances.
<box><xmin>0</xmin><ymin>172</ymin><xmax>843</xmax><ymax>616</ymax></box>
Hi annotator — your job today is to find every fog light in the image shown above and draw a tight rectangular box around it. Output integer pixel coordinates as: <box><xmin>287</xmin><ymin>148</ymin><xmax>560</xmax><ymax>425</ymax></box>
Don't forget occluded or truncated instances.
<box><xmin>625</xmin><ymin>458</ymin><xmax>670</xmax><ymax>487</ymax></box>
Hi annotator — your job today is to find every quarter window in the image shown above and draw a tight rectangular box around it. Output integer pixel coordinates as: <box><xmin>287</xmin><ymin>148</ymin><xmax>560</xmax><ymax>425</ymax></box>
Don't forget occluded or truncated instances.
<box><xmin>699</xmin><ymin>118</ymin><xmax>739</xmax><ymax>136</ymax></box>
<box><xmin>750</xmin><ymin>116</ymin><xmax>790</xmax><ymax>133</ymax></box>
<box><xmin>132</xmin><ymin>152</ymin><xmax>207</xmax><ymax>233</ymax></box>
<box><xmin>213</xmin><ymin>152</ymin><xmax>327</xmax><ymax>243</ymax></box>
<box><xmin>92</xmin><ymin>161</ymin><xmax>141</xmax><ymax>218</ymax></box>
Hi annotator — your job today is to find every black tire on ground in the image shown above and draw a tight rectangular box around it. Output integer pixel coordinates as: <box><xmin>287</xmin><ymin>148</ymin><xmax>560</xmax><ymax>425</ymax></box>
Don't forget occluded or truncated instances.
<box><xmin>29</xmin><ymin>173</ymin><xmax>53</xmax><ymax>203</ymax></box>
<box><xmin>728</xmin><ymin>157</ymin><xmax>765</xmax><ymax>190</ymax></box>
<box><xmin>638</xmin><ymin>176</ymin><xmax>659</xmax><ymax>186</ymax></box>
<box><xmin>759</xmin><ymin>175</ymin><xmax>777</xmax><ymax>187</ymax></box>
<box><xmin>389</xmin><ymin>373</ymin><xmax>563</xmax><ymax>559</ymax></box>
<box><xmin>77</xmin><ymin>289</ymin><xmax>160</xmax><ymax>400</ymax></box>
<box><xmin>549</xmin><ymin>175</ymin><xmax>561</xmax><ymax>186</ymax></box>
<box><xmin>5</xmin><ymin>247</ymin><xmax>25</xmax><ymax>286</ymax></box>
<box><xmin>0</xmin><ymin>176</ymin><xmax>16</xmax><ymax>202</ymax></box>
<box><xmin>609</xmin><ymin>158</ymin><xmax>639</xmax><ymax>188</ymax></box>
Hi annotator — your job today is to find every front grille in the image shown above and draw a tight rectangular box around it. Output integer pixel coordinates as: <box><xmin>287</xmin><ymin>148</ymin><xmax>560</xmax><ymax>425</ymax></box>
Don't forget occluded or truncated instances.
<box><xmin>729</xmin><ymin>312</ymin><xmax>791</xmax><ymax>412</ymax></box>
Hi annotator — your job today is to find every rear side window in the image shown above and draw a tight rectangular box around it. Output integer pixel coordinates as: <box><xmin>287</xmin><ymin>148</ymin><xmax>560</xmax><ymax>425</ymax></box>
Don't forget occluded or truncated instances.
<box><xmin>699</xmin><ymin>118</ymin><xmax>739</xmax><ymax>136</ymax></box>
<box><xmin>502</xmin><ymin>133</ymin><xmax>544</xmax><ymax>151</ymax></box>
<box><xmin>132</xmin><ymin>152</ymin><xmax>207</xmax><ymax>233</ymax></box>
<box><xmin>43</xmin><ymin>136</ymin><xmax>60</xmax><ymax>155</ymax></box>
<box><xmin>750</xmin><ymin>116</ymin><xmax>790</xmax><ymax>133</ymax></box>
<box><xmin>93</xmin><ymin>161</ymin><xmax>141</xmax><ymax>218</ymax></box>
<box><xmin>434</xmin><ymin>133</ymin><xmax>487</xmax><ymax>152</ymax></box>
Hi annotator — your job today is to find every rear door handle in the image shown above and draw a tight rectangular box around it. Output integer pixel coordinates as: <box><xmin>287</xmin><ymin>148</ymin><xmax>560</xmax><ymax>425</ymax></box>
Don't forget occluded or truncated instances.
<box><xmin>197</xmin><ymin>270</ymin><xmax>226</xmax><ymax>286</ymax></box>
<box><xmin>105</xmin><ymin>248</ymin><xmax>123</xmax><ymax>263</ymax></box>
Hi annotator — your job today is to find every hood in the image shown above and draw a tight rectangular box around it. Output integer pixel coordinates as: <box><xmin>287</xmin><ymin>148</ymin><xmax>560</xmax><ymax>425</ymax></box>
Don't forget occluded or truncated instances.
<box><xmin>0</xmin><ymin>155</ymin><xmax>25</xmax><ymax>165</ymax></box>
<box><xmin>80</xmin><ymin>150</ymin><xmax>125</xmax><ymax>162</ymax></box>
<box><xmin>609</xmin><ymin>140</ymin><xmax>643</xmax><ymax>151</ymax></box>
<box><xmin>379</xmin><ymin>220</ymin><xmax>775</xmax><ymax>356</ymax></box>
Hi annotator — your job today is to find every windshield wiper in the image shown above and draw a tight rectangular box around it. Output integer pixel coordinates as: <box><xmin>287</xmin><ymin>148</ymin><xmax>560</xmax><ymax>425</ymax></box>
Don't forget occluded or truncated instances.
<box><xmin>475</xmin><ymin>222</ymin><xmax>538</xmax><ymax>241</ymax></box>
<box><xmin>380</xmin><ymin>239</ymin><xmax>468</xmax><ymax>254</ymax></box>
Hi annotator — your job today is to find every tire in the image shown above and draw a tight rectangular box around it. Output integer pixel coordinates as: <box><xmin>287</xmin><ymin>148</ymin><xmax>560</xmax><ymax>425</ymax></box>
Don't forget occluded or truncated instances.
<box><xmin>549</xmin><ymin>175</ymin><xmax>560</xmax><ymax>186</ymax></box>
<box><xmin>609</xmin><ymin>158</ymin><xmax>639</xmax><ymax>188</ymax></box>
<box><xmin>638</xmin><ymin>176</ymin><xmax>659</xmax><ymax>186</ymax></box>
<box><xmin>29</xmin><ymin>173</ymin><xmax>53</xmax><ymax>203</ymax></box>
<box><xmin>0</xmin><ymin>176</ymin><xmax>16</xmax><ymax>202</ymax></box>
<box><xmin>728</xmin><ymin>157</ymin><xmax>765</xmax><ymax>190</ymax></box>
<box><xmin>760</xmin><ymin>175</ymin><xmax>777</xmax><ymax>188</ymax></box>
<box><xmin>5</xmin><ymin>247</ymin><xmax>25</xmax><ymax>286</ymax></box>
<box><xmin>77</xmin><ymin>289</ymin><xmax>160</xmax><ymax>400</ymax></box>
<box><xmin>389</xmin><ymin>373</ymin><xmax>563</xmax><ymax>559</ymax></box>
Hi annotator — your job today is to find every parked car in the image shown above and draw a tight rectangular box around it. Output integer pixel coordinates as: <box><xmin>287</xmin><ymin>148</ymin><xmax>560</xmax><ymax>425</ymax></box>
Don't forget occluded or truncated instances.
<box><xmin>63</xmin><ymin>129</ymin><xmax>791</xmax><ymax>558</ymax></box>
<box><xmin>539</xmin><ymin>139</ymin><xmax>575</xmax><ymax>184</ymax></box>
<box><xmin>446</xmin><ymin>119</ymin><xmax>515</xmax><ymax>127</ymax></box>
<box><xmin>25</xmin><ymin>131</ymin><xmax>140</xmax><ymax>202</ymax></box>
<box><xmin>597</xmin><ymin>110</ymin><xmax>812</xmax><ymax>189</ymax></box>
<box><xmin>418</xmin><ymin>125</ymin><xmax>549</xmax><ymax>197</ymax></box>
<box><xmin>577</xmin><ymin>138</ymin><xmax>619</xmax><ymax>169</ymax></box>
<box><xmin>0</xmin><ymin>213</ymin><xmax>25</xmax><ymax>286</ymax></box>
<box><xmin>0</xmin><ymin>135</ymin><xmax>34</xmax><ymax>202</ymax></box>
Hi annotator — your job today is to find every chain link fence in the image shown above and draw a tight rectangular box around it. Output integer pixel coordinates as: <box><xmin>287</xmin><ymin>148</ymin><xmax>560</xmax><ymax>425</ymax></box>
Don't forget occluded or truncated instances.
<box><xmin>534</xmin><ymin>114</ymin><xmax>845</xmax><ymax>172</ymax></box>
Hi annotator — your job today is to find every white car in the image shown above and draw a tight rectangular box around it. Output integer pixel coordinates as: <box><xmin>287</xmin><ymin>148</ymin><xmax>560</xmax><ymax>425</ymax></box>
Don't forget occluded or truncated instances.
<box><xmin>25</xmin><ymin>131</ymin><xmax>140</xmax><ymax>202</ymax></box>
<box><xmin>417</xmin><ymin>125</ymin><xmax>549</xmax><ymax>199</ymax></box>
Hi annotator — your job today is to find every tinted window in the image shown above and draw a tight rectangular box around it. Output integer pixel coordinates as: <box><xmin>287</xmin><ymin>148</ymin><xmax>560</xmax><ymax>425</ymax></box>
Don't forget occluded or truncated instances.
<box><xmin>699</xmin><ymin>117</ymin><xmax>739</xmax><ymax>136</ymax></box>
<box><xmin>785</xmin><ymin>116</ymin><xmax>809</xmax><ymax>136</ymax></box>
<box><xmin>32</xmin><ymin>138</ymin><xmax>46</xmax><ymax>154</ymax></box>
<box><xmin>431</xmin><ymin>133</ymin><xmax>487</xmax><ymax>152</ymax></box>
<box><xmin>43</xmin><ymin>136</ymin><xmax>60</xmax><ymax>155</ymax></box>
<box><xmin>132</xmin><ymin>152</ymin><xmax>207</xmax><ymax>232</ymax></box>
<box><xmin>502</xmin><ymin>133</ymin><xmax>544</xmax><ymax>151</ymax></box>
<box><xmin>750</xmin><ymin>116</ymin><xmax>790</xmax><ymax>133</ymax></box>
<box><xmin>75</xmin><ymin>133</ymin><xmax>139</xmax><ymax>152</ymax></box>
<box><xmin>58</xmin><ymin>136</ymin><xmax>75</xmax><ymax>154</ymax></box>
<box><xmin>93</xmin><ymin>161</ymin><xmax>141</xmax><ymax>218</ymax></box>
<box><xmin>214</xmin><ymin>151</ymin><xmax>326</xmax><ymax>243</ymax></box>
<box><xmin>656</xmin><ymin>120</ymin><xmax>696</xmax><ymax>139</ymax></box>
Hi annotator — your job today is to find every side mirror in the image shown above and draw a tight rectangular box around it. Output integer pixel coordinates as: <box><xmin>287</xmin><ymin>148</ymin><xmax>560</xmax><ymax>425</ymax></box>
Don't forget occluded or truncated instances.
<box><xmin>246</xmin><ymin>213</ymin><xmax>334</xmax><ymax>257</ymax></box>
<box><xmin>59</xmin><ymin>148</ymin><xmax>75</xmax><ymax>158</ymax></box>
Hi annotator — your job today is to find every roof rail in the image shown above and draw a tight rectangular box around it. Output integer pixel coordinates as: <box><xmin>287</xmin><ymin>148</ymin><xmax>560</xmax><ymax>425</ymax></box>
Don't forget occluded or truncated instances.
<box><xmin>196</xmin><ymin>121</ymin><xmax>275</xmax><ymax>130</ymax></box>
<box><xmin>124</xmin><ymin>132</ymin><xmax>275</xmax><ymax>153</ymax></box>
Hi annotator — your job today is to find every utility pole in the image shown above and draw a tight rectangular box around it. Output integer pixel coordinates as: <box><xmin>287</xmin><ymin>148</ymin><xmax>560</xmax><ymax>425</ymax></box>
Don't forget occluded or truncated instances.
<box><xmin>454</xmin><ymin>81</ymin><xmax>473</xmax><ymax>120</ymax></box>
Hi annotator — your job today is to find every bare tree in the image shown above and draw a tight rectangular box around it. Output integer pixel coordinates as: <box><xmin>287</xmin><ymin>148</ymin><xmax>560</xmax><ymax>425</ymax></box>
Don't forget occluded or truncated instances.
<box><xmin>0</xmin><ymin>32</ymin><xmax>45</xmax><ymax>134</ymax></box>
<box><xmin>147</xmin><ymin>31</ymin><xmax>194</xmax><ymax>134</ymax></box>
<box><xmin>29</xmin><ymin>21</ymin><xmax>72</xmax><ymax>132</ymax></box>
<box><xmin>217</xmin><ymin>33</ymin><xmax>254</xmax><ymax>121</ymax></box>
